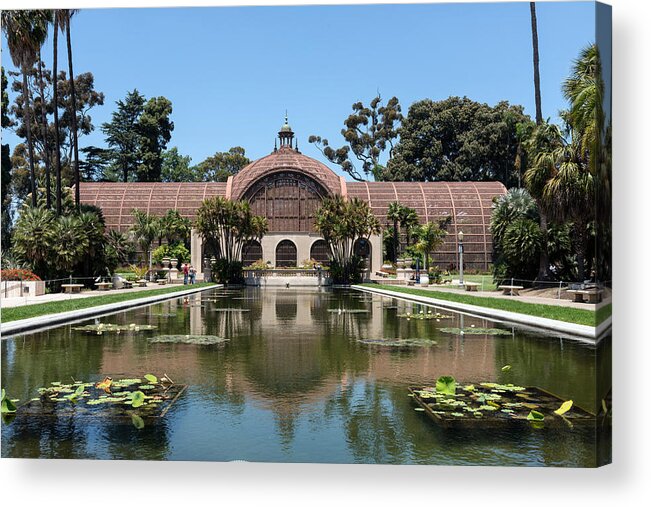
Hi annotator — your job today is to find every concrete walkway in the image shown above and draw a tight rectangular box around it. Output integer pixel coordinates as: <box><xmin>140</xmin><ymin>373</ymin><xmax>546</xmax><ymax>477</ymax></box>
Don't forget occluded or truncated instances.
<box><xmin>354</xmin><ymin>284</ymin><xmax>611</xmax><ymax>342</ymax></box>
<box><xmin>0</xmin><ymin>282</ymin><xmax>194</xmax><ymax>309</ymax></box>
<box><xmin>1</xmin><ymin>284</ymin><xmax>220</xmax><ymax>338</ymax></box>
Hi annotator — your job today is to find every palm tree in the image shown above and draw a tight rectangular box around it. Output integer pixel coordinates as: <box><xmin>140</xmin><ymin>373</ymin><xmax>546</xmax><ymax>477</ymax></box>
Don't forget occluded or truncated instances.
<box><xmin>36</xmin><ymin>44</ymin><xmax>52</xmax><ymax>208</ymax></box>
<box><xmin>52</xmin><ymin>11</ymin><xmax>64</xmax><ymax>215</ymax></box>
<box><xmin>2</xmin><ymin>10</ymin><xmax>49</xmax><ymax>207</ymax></box>
<box><xmin>386</xmin><ymin>201</ymin><xmax>403</xmax><ymax>262</ymax></box>
<box><xmin>130</xmin><ymin>209</ymin><xmax>157</xmax><ymax>264</ymax></box>
<box><xmin>530</xmin><ymin>2</ymin><xmax>543</xmax><ymax>125</ymax></box>
<box><xmin>58</xmin><ymin>9</ymin><xmax>80</xmax><ymax>210</ymax></box>
<box><xmin>399</xmin><ymin>207</ymin><xmax>420</xmax><ymax>247</ymax></box>
<box><xmin>414</xmin><ymin>221</ymin><xmax>447</xmax><ymax>271</ymax></box>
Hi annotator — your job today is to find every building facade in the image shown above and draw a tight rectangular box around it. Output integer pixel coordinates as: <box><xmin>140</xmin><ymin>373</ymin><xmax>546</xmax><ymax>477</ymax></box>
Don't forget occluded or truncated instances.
<box><xmin>79</xmin><ymin>119</ymin><xmax>506</xmax><ymax>274</ymax></box>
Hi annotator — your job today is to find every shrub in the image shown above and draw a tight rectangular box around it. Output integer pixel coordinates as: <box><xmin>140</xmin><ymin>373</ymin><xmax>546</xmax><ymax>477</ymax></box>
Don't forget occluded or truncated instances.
<box><xmin>211</xmin><ymin>259</ymin><xmax>244</xmax><ymax>284</ymax></box>
<box><xmin>0</xmin><ymin>268</ymin><xmax>42</xmax><ymax>281</ymax></box>
<box><xmin>152</xmin><ymin>243</ymin><xmax>190</xmax><ymax>265</ymax></box>
<box><xmin>245</xmin><ymin>259</ymin><xmax>268</xmax><ymax>270</ymax></box>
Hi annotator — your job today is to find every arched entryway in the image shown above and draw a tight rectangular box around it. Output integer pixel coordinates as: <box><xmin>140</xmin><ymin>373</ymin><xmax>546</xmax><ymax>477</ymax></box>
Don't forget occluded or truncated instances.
<box><xmin>242</xmin><ymin>240</ymin><xmax>263</xmax><ymax>266</ymax></box>
<box><xmin>354</xmin><ymin>238</ymin><xmax>371</xmax><ymax>271</ymax></box>
<box><xmin>276</xmin><ymin>240</ymin><xmax>297</xmax><ymax>267</ymax></box>
<box><xmin>309</xmin><ymin>239</ymin><xmax>330</xmax><ymax>265</ymax></box>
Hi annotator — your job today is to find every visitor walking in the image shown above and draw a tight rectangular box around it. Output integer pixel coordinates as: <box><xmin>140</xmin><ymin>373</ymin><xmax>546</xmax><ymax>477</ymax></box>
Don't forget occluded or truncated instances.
<box><xmin>183</xmin><ymin>263</ymin><xmax>189</xmax><ymax>285</ymax></box>
<box><xmin>189</xmin><ymin>265</ymin><xmax>196</xmax><ymax>284</ymax></box>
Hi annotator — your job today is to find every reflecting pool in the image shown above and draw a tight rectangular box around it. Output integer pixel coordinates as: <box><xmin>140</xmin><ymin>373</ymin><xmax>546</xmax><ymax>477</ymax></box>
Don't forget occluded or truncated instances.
<box><xmin>1</xmin><ymin>287</ymin><xmax>611</xmax><ymax>466</ymax></box>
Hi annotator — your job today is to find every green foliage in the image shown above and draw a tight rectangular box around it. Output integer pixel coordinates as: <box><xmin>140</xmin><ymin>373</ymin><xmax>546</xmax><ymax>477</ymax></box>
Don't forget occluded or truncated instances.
<box><xmin>130</xmin><ymin>209</ymin><xmax>158</xmax><ymax>262</ymax></box>
<box><xmin>161</xmin><ymin>147</ymin><xmax>194</xmax><ymax>182</ymax></box>
<box><xmin>160</xmin><ymin>209</ymin><xmax>191</xmax><ymax>245</ymax></box>
<box><xmin>1</xmin><ymin>389</ymin><xmax>18</xmax><ymax>413</ymax></box>
<box><xmin>211</xmin><ymin>258</ymin><xmax>244</xmax><ymax>285</ymax></box>
<box><xmin>152</xmin><ymin>243</ymin><xmax>190</xmax><ymax>265</ymax></box>
<box><xmin>193</xmin><ymin>147</ymin><xmax>250</xmax><ymax>182</ymax></box>
<box><xmin>309</xmin><ymin>94</ymin><xmax>402</xmax><ymax>181</ymax></box>
<box><xmin>130</xmin><ymin>391</ymin><xmax>146</xmax><ymax>408</ymax></box>
<box><xmin>500</xmin><ymin>218</ymin><xmax>542</xmax><ymax>278</ymax></box>
<box><xmin>413</xmin><ymin>219</ymin><xmax>449</xmax><ymax>271</ymax></box>
<box><xmin>129</xmin><ymin>264</ymin><xmax>149</xmax><ymax>279</ymax></box>
<box><xmin>435</xmin><ymin>376</ymin><xmax>456</xmax><ymax>395</ymax></box>
<box><xmin>314</xmin><ymin>196</ymin><xmax>380</xmax><ymax>284</ymax></box>
<box><xmin>385</xmin><ymin>97</ymin><xmax>530</xmax><ymax>187</ymax></box>
<box><xmin>144</xmin><ymin>374</ymin><xmax>158</xmax><ymax>384</ymax></box>
<box><xmin>137</xmin><ymin>96</ymin><xmax>174</xmax><ymax>181</ymax></box>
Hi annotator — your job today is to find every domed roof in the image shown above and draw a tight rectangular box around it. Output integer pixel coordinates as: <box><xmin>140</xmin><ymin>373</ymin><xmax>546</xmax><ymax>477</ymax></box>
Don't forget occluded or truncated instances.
<box><xmin>229</xmin><ymin>145</ymin><xmax>344</xmax><ymax>201</ymax></box>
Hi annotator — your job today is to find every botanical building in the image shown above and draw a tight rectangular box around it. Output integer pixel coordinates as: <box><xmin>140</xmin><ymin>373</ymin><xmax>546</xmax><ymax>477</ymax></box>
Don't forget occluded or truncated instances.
<box><xmin>79</xmin><ymin>119</ymin><xmax>506</xmax><ymax>274</ymax></box>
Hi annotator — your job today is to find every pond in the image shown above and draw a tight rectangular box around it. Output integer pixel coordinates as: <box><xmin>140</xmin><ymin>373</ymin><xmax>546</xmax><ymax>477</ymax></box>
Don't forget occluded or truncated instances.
<box><xmin>1</xmin><ymin>287</ymin><xmax>611</xmax><ymax>466</ymax></box>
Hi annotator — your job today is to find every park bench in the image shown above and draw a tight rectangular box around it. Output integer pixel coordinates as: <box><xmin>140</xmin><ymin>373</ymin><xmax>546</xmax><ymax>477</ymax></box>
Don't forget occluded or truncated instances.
<box><xmin>375</xmin><ymin>270</ymin><xmax>389</xmax><ymax>278</ymax></box>
<box><xmin>61</xmin><ymin>283</ymin><xmax>84</xmax><ymax>294</ymax></box>
<box><xmin>464</xmin><ymin>282</ymin><xmax>480</xmax><ymax>292</ymax></box>
<box><xmin>157</xmin><ymin>279</ymin><xmax>168</xmax><ymax>286</ymax></box>
<box><xmin>136</xmin><ymin>279</ymin><xmax>148</xmax><ymax>287</ymax></box>
<box><xmin>407</xmin><ymin>279</ymin><xmax>415</xmax><ymax>286</ymax></box>
<box><xmin>94</xmin><ymin>282</ymin><xmax>112</xmax><ymax>291</ymax></box>
<box><xmin>567</xmin><ymin>289</ymin><xmax>603</xmax><ymax>304</ymax></box>
<box><xmin>498</xmin><ymin>285</ymin><xmax>524</xmax><ymax>296</ymax></box>
<box><xmin>122</xmin><ymin>280</ymin><xmax>133</xmax><ymax>289</ymax></box>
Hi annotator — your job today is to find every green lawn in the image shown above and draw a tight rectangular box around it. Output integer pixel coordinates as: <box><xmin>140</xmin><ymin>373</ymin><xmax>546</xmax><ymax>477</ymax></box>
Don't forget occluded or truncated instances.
<box><xmin>362</xmin><ymin>284</ymin><xmax>603</xmax><ymax>327</ymax></box>
<box><xmin>1</xmin><ymin>283</ymin><xmax>217</xmax><ymax>323</ymax></box>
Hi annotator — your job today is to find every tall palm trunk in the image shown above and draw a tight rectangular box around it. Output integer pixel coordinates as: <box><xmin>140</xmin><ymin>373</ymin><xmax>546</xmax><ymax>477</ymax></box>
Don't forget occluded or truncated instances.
<box><xmin>53</xmin><ymin>18</ymin><xmax>62</xmax><ymax>215</ymax></box>
<box><xmin>393</xmin><ymin>219</ymin><xmax>399</xmax><ymax>262</ymax></box>
<box><xmin>537</xmin><ymin>210</ymin><xmax>550</xmax><ymax>281</ymax></box>
<box><xmin>65</xmin><ymin>15</ymin><xmax>80</xmax><ymax>210</ymax></box>
<box><xmin>37</xmin><ymin>50</ymin><xmax>51</xmax><ymax>208</ymax></box>
<box><xmin>21</xmin><ymin>63</ymin><xmax>37</xmax><ymax>207</ymax></box>
<box><xmin>530</xmin><ymin>2</ymin><xmax>543</xmax><ymax>125</ymax></box>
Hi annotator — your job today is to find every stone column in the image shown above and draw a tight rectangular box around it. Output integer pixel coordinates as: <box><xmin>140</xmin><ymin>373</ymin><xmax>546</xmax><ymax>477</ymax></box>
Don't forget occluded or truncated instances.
<box><xmin>190</xmin><ymin>228</ymin><xmax>203</xmax><ymax>276</ymax></box>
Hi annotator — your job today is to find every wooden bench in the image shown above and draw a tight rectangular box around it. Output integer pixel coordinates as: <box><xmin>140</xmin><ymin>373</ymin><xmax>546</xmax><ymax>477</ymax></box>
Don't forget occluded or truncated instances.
<box><xmin>498</xmin><ymin>285</ymin><xmax>524</xmax><ymax>296</ymax></box>
<box><xmin>136</xmin><ymin>279</ymin><xmax>148</xmax><ymax>287</ymax></box>
<box><xmin>94</xmin><ymin>282</ymin><xmax>112</xmax><ymax>291</ymax></box>
<box><xmin>61</xmin><ymin>283</ymin><xmax>84</xmax><ymax>294</ymax></box>
<box><xmin>464</xmin><ymin>282</ymin><xmax>480</xmax><ymax>292</ymax></box>
<box><xmin>568</xmin><ymin>289</ymin><xmax>603</xmax><ymax>304</ymax></box>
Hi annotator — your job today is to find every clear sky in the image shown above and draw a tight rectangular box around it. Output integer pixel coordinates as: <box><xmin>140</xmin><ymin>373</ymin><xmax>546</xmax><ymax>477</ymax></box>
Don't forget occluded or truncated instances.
<box><xmin>1</xmin><ymin>1</ymin><xmax>597</xmax><ymax>180</ymax></box>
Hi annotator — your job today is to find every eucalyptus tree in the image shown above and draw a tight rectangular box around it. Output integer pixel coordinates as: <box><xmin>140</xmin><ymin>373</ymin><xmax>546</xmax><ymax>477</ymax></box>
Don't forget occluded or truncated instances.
<box><xmin>314</xmin><ymin>196</ymin><xmax>381</xmax><ymax>283</ymax></box>
<box><xmin>2</xmin><ymin>10</ymin><xmax>50</xmax><ymax>207</ymax></box>
<box><xmin>58</xmin><ymin>9</ymin><xmax>81</xmax><ymax>209</ymax></box>
<box><xmin>529</xmin><ymin>2</ymin><xmax>543</xmax><ymax>125</ymax></box>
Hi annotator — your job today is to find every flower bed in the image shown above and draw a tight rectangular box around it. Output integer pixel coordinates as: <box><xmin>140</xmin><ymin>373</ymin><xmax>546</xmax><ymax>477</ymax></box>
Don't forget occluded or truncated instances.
<box><xmin>0</xmin><ymin>269</ymin><xmax>41</xmax><ymax>281</ymax></box>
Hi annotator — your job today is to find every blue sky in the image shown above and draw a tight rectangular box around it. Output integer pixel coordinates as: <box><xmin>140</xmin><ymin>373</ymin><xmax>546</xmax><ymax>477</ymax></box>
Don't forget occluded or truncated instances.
<box><xmin>1</xmin><ymin>2</ymin><xmax>597</xmax><ymax>180</ymax></box>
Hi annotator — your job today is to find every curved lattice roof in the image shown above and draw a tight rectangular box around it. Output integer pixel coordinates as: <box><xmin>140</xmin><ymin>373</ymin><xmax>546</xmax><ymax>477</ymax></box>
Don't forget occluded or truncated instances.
<box><xmin>78</xmin><ymin>182</ymin><xmax>227</xmax><ymax>232</ymax></box>
<box><xmin>229</xmin><ymin>145</ymin><xmax>344</xmax><ymax>201</ymax></box>
<box><xmin>347</xmin><ymin>181</ymin><xmax>506</xmax><ymax>269</ymax></box>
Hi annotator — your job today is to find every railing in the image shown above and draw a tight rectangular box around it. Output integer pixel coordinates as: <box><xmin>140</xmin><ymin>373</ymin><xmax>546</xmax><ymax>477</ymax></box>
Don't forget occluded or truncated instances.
<box><xmin>243</xmin><ymin>269</ymin><xmax>331</xmax><ymax>279</ymax></box>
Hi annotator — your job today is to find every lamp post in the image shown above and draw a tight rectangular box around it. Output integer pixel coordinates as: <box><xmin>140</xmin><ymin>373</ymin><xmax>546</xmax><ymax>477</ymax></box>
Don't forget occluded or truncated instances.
<box><xmin>458</xmin><ymin>230</ymin><xmax>464</xmax><ymax>286</ymax></box>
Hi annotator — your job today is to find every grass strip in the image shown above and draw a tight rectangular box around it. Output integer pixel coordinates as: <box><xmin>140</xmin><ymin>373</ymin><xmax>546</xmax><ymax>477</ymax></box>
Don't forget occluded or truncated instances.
<box><xmin>1</xmin><ymin>283</ymin><xmax>217</xmax><ymax>323</ymax></box>
<box><xmin>362</xmin><ymin>284</ymin><xmax>599</xmax><ymax>327</ymax></box>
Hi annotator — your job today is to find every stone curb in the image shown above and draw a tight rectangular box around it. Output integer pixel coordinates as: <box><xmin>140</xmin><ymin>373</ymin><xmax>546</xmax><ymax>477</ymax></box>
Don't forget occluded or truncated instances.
<box><xmin>352</xmin><ymin>285</ymin><xmax>608</xmax><ymax>343</ymax></box>
<box><xmin>1</xmin><ymin>284</ymin><xmax>221</xmax><ymax>339</ymax></box>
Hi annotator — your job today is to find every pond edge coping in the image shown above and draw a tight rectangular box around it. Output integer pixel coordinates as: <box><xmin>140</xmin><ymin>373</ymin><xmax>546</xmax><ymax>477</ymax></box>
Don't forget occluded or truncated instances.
<box><xmin>0</xmin><ymin>284</ymin><xmax>222</xmax><ymax>339</ymax></box>
<box><xmin>352</xmin><ymin>285</ymin><xmax>610</xmax><ymax>343</ymax></box>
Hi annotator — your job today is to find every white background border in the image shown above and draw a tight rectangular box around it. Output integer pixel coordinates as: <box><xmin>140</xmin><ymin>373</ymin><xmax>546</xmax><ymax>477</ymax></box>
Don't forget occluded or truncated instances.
<box><xmin>2</xmin><ymin>0</ymin><xmax>649</xmax><ymax>504</ymax></box>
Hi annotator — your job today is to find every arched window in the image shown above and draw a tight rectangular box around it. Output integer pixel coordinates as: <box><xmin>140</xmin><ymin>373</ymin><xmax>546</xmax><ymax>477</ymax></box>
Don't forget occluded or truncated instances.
<box><xmin>242</xmin><ymin>240</ymin><xmax>263</xmax><ymax>266</ymax></box>
<box><xmin>276</xmin><ymin>240</ymin><xmax>297</xmax><ymax>267</ymax></box>
<box><xmin>310</xmin><ymin>239</ymin><xmax>330</xmax><ymax>265</ymax></box>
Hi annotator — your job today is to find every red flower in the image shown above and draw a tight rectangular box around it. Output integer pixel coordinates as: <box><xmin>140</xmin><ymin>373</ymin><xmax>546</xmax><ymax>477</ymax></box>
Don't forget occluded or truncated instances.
<box><xmin>0</xmin><ymin>269</ymin><xmax>42</xmax><ymax>281</ymax></box>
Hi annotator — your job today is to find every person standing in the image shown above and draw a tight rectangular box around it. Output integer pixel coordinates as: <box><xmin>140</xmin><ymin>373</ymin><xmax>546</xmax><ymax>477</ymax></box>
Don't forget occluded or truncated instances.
<box><xmin>183</xmin><ymin>263</ymin><xmax>189</xmax><ymax>285</ymax></box>
<box><xmin>189</xmin><ymin>265</ymin><xmax>196</xmax><ymax>284</ymax></box>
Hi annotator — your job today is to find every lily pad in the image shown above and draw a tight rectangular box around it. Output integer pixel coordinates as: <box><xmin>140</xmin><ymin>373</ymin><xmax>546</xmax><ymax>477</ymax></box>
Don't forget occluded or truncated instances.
<box><xmin>1</xmin><ymin>389</ymin><xmax>17</xmax><ymax>413</ymax></box>
<box><xmin>435</xmin><ymin>375</ymin><xmax>456</xmax><ymax>396</ymax></box>
<box><xmin>554</xmin><ymin>400</ymin><xmax>573</xmax><ymax>416</ymax></box>
<box><xmin>144</xmin><ymin>374</ymin><xmax>158</xmax><ymax>384</ymax></box>
<box><xmin>131</xmin><ymin>413</ymin><xmax>145</xmax><ymax>430</ymax></box>
<box><xmin>72</xmin><ymin>323</ymin><xmax>157</xmax><ymax>334</ymax></box>
<box><xmin>148</xmin><ymin>334</ymin><xmax>229</xmax><ymax>346</ymax></box>
<box><xmin>130</xmin><ymin>391</ymin><xmax>146</xmax><ymax>408</ymax></box>
<box><xmin>357</xmin><ymin>338</ymin><xmax>437</xmax><ymax>348</ymax></box>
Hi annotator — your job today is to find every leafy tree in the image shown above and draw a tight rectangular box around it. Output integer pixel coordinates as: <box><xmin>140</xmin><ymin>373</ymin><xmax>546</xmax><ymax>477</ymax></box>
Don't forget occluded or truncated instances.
<box><xmin>105</xmin><ymin>229</ymin><xmax>133</xmax><ymax>267</ymax></box>
<box><xmin>2</xmin><ymin>10</ymin><xmax>50</xmax><ymax>207</ymax></box>
<box><xmin>161</xmin><ymin>147</ymin><xmax>194</xmax><ymax>182</ymax></box>
<box><xmin>53</xmin><ymin>214</ymin><xmax>90</xmax><ymax>274</ymax></box>
<box><xmin>101</xmin><ymin>89</ymin><xmax>146</xmax><ymax>182</ymax></box>
<box><xmin>413</xmin><ymin>220</ymin><xmax>449</xmax><ymax>271</ymax></box>
<box><xmin>194</xmin><ymin>147</ymin><xmax>249</xmax><ymax>182</ymax></box>
<box><xmin>400</xmin><ymin>206</ymin><xmax>419</xmax><ymax>247</ymax></box>
<box><xmin>79</xmin><ymin>146</ymin><xmax>112</xmax><ymax>181</ymax></box>
<box><xmin>2</xmin><ymin>67</ymin><xmax>12</xmax><ymax>246</ymax></box>
<box><xmin>500</xmin><ymin>218</ymin><xmax>542</xmax><ymax>279</ymax></box>
<box><xmin>385</xmin><ymin>97</ymin><xmax>530</xmax><ymax>187</ymax></box>
<box><xmin>160</xmin><ymin>209</ymin><xmax>191</xmax><ymax>246</ymax></box>
<box><xmin>309</xmin><ymin>95</ymin><xmax>402</xmax><ymax>181</ymax></box>
<box><xmin>314</xmin><ymin>196</ymin><xmax>381</xmax><ymax>283</ymax></box>
<box><xmin>137</xmin><ymin>96</ymin><xmax>174</xmax><ymax>181</ymax></box>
